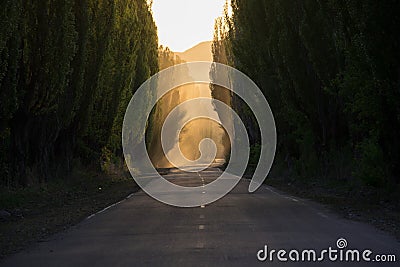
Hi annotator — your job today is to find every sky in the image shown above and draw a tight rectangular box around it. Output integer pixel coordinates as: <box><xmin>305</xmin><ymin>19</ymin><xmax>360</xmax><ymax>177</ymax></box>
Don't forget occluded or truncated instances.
<box><xmin>152</xmin><ymin>0</ymin><xmax>226</xmax><ymax>52</ymax></box>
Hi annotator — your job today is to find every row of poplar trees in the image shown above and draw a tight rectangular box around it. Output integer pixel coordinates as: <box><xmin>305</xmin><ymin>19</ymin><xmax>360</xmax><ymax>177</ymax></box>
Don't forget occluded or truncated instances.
<box><xmin>0</xmin><ymin>0</ymin><xmax>158</xmax><ymax>187</ymax></box>
<box><xmin>213</xmin><ymin>0</ymin><xmax>400</xmax><ymax>192</ymax></box>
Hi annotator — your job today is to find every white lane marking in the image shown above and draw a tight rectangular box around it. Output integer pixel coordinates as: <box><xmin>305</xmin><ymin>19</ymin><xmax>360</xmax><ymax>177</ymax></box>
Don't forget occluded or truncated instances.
<box><xmin>86</xmin><ymin>214</ymin><xmax>95</xmax><ymax>220</ymax></box>
<box><xmin>198</xmin><ymin>173</ymin><xmax>207</xmax><ymax>209</ymax></box>
<box><xmin>85</xmin><ymin>192</ymin><xmax>135</xmax><ymax>220</ymax></box>
<box><xmin>265</xmin><ymin>186</ymin><xmax>300</xmax><ymax>203</ymax></box>
<box><xmin>284</xmin><ymin>196</ymin><xmax>299</xmax><ymax>202</ymax></box>
<box><xmin>196</xmin><ymin>242</ymin><xmax>205</xmax><ymax>248</ymax></box>
<box><xmin>199</xmin><ymin>225</ymin><xmax>205</xmax><ymax>230</ymax></box>
<box><xmin>265</xmin><ymin>186</ymin><xmax>281</xmax><ymax>196</ymax></box>
<box><xmin>198</xmin><ymin>173</ymin><xmax>206</xmax><ymax>186</ymax></box>
<box><xmin>266</xmin><ymin>184</ymin><xmax>332</xmax><ymax>219</ymax></box>
<box><xmin>318</xmin><ymin>212</ymin><xmax>329</xmax><ymax>219</ymax></box>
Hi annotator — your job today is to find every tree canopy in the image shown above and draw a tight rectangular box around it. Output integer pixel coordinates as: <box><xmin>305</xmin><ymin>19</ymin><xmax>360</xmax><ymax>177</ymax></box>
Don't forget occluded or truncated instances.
<box><xmin>213</xmin><ymin>0</ymin><xmax>400</xmax><ymax>191</ymax></box>
<box><xmin>0</xmin><ymin>0</ymin><xmax>158</xmax><ymax>186</ymax></box>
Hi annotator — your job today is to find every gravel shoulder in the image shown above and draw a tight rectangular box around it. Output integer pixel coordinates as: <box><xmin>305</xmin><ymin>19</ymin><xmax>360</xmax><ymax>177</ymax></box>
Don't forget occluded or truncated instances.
<box><xmin>0</xmin><ymin>169</ymin><xmax>138</xmax><ymax>259</ymax></box>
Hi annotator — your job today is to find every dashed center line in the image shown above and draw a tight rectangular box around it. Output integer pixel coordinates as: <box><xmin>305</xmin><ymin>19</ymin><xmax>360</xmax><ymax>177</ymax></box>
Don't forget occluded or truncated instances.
<box><xmin>196</xmin><ymin>242</ymin><xmax>205</xmax><ymax>248</ymax></box>
<box><xmin>198</xmin><ymin>172</ymin><xmax>207</xmax><ymax>209</ymax></box>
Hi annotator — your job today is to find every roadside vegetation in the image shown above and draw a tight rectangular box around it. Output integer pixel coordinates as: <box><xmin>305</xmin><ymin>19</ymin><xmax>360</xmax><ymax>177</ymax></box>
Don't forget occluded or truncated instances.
<box><xmin>0</xmin><ymin>0</ymin><xmax>158</xmax><ymax>188</ymax></box>
<box><xmin>0</xmin><ymin>0</ymin><xmax>157</xmax><ymax>258</ymax></box>
<box><xmin>0</xmin><ymin>165</ymin><xmax>138</xmax><ymax>258</ymax></box>
<box><xmin>213</xmin><ymin>0</ymin><xmax>400</xmax><ymax>238</ymax></box>
<box><xmin>1</xmin><ymin>0</ymin><xmax>400</xmax><ymax>259</ymax></box>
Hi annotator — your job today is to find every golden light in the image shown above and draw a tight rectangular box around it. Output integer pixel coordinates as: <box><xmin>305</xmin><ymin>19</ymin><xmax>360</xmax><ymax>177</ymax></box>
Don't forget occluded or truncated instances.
<box><xmin>152</xmin><ymin>0</ymin><xmax>226</xmax><ymax>52</ymax></box>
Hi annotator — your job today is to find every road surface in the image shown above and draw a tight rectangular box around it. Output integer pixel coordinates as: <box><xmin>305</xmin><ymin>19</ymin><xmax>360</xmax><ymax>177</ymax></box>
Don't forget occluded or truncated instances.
<box><xmin>1</xmin><ymin>168</ymin><xmax>399</xmax><ymax>266</ymax></box>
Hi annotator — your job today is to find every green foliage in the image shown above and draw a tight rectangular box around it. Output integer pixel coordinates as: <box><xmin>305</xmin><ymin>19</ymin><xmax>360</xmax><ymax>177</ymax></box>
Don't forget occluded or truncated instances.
<box><xmin>213</xmin><ymin>0</ymin><xmax>400</xmax><ymax>190</ymax></box>
<box><xmin>0</xmin><ymin>0</ymin><xmax>158</xmax><ymax>187</ymax></box>
<box><xmin>146</xmin><ymin>46</ymin><xmax>187</xmax><ymax>164</ymax></box>
<box><xmin>355</xmin><ymin>136</ymin><xmax>387</xmax><ymax>188</ymax></box>
<box><xmin>249</xmin><ymin>143</ymin><xmax>261</xmax><ymax>166</ymax></box>
<box><xmin>158</xmin><ymin>45</ymin><xmax>185</xmax><ymax>70</ymax></box>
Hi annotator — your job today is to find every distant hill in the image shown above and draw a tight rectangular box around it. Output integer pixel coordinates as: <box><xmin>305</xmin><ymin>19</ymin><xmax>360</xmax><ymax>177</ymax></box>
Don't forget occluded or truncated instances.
<box><xmin>175</xmin><ymin>41</ymin><xmax>213</xmax><ymax>62</ymax></box>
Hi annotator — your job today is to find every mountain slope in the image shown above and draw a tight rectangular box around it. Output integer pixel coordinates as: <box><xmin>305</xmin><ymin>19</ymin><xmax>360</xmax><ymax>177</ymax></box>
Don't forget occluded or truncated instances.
<box><xmin>176</xmin><ymin>41</ymin><xmax>213</xmax><ymax>62</ymax></box>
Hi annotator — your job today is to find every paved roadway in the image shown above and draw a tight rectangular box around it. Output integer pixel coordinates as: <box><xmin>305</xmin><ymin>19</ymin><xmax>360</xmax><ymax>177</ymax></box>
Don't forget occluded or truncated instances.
<box><xmin>1</xmin><ymin>168</ymin><xmax>399</xmax><ymax>266</ymax></box>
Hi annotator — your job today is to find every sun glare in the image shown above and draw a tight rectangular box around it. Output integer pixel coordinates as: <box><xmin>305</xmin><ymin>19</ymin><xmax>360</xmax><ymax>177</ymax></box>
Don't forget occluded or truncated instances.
<box><xmin>152</xmin><ymin>0</ymin><xmax>226</xmax><ymax>52</ymax></box>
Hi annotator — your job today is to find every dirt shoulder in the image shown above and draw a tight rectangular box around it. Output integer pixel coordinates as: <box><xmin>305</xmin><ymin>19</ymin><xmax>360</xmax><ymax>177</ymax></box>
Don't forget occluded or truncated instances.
<box><xmin>0</xmin><ymin>169</ymin><xmax>139</xmax><ymax>259</ymax></box>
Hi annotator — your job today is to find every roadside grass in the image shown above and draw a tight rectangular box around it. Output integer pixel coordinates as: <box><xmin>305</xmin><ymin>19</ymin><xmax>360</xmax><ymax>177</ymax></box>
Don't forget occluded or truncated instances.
<box><xmin>0</xmin><ymin>167</ymin><xmax>138</xmax><ymax>259</ymax></box>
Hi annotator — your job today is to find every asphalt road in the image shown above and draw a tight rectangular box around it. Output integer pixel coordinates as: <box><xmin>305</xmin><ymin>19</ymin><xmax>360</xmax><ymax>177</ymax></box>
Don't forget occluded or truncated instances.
<box><xmin>1</xmin><ymin>168</ymin><xmax>399</xmax><ymax>266</ymax></box>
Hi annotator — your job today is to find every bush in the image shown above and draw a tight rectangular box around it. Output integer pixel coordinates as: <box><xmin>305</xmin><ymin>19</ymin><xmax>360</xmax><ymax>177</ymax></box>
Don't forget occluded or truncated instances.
<box><xmin>355</xmin><ymin>137</ymin><xmax>387</xmax><ymax>188</ymax></box>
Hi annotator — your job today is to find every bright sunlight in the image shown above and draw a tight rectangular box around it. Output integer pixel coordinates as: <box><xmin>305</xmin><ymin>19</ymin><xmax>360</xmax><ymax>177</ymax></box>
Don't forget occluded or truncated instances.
<box><xmin>152</xmin><ymin>0</ymin><xmax>226</xmax><ymax>52</ymax></box>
